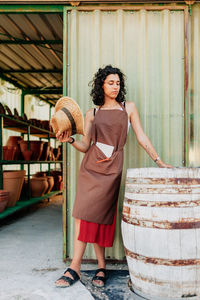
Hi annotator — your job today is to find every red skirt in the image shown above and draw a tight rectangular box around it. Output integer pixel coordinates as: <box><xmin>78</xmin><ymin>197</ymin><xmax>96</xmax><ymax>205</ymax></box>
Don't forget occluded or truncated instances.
<box><xmin>78</xmin><ymin>207</ymin><xmax>117</xmax><ymax>247</ymax></box>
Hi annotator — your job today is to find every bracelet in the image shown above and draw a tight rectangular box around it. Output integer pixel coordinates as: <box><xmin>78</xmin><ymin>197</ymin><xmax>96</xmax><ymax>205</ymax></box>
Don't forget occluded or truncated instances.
<box><xmin>154</xmin><ymin>156</ymin><xmax>160</xmax><ymax>163</ymax></box>
<box><xmin>68</xmin><ymin>137</ymin><xmax>75</xmax><ymax>144</ymax></box>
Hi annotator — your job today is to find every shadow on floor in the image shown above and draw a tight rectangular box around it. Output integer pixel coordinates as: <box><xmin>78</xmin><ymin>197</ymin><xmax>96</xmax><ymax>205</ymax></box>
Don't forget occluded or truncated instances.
<box><xmin>81</xmin><ymin>269</ymin><xmax>136</xmax><ymax>300</ymax></box>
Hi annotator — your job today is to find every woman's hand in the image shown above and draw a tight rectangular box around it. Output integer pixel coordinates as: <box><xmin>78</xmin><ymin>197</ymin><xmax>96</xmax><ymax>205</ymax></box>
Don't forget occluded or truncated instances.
<box><xmin>55</xmin><ymin>108</ymin><xmax>94</xmax><ymax>153</ymax></box>
<box><xmin>56</xmin><ymin>130</ymin><xmax>72</xmax><ymax>143</ymax></box>
<box><xmin>156</xmin><ymin>160</ymin><xmax>173</xmax><ymax>168</ymax></box>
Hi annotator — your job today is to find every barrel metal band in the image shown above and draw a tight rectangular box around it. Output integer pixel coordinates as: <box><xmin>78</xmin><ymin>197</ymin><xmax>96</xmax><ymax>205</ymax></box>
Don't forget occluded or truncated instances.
<box><xmin>61</xmin><ymin>107</ymin><xmax>76</xmax><ymax>135</ymax></box>
<box><xmin>124</xmin><ymin>247</ymin><xmax>200</xmax><ymax>266</ymax></box>
<box><xmin>122</xmin><ymin>214</ymin><xmax>200</xmax><ymax>229</ymax></box>
<box><xmin>126</xmin><ymin>177</ymin><xmax>200</xmax><ymax>185</ymax></box>
<box><xmin>124</xmin><ymin>197</ymin><xmax>200</xmax><ymax>208</ymax></box>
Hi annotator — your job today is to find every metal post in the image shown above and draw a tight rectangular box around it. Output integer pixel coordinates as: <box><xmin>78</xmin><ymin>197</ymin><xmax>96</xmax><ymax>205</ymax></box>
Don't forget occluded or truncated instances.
<box><xmin>184</xmin><ymin>7</ymin><xmax>189</xmax><ymax>166</ymax></box>
<box><xmin>62</xmin><ymin>6</ymin><xmax>68</xmax><ymax>261</ymax></box>
<box><xmin>0</xmin><ymin>116</ymin><xmax>3</xmax><ymax>189</ymax></box>
<box><xmin>21</xmin><ymin>91</ymin><xmax>25</xmax><ymax>116</ymax></box>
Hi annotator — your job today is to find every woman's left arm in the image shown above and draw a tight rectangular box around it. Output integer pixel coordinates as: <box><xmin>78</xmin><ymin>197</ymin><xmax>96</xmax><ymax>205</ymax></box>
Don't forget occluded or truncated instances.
<box><xmin>127</xmin><ymin>102</ymin><xmax>172</xmax><ymax>168</ymax></box>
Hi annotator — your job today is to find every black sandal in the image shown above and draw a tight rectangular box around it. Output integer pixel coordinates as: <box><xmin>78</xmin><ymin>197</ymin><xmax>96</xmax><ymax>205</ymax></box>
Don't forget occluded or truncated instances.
<box><xmin>92</xmin><ymin>268</ymin><xmax>108</xmax><ymax>287</ymax></box>
<box><xmin>55</xmin><ymin>267</ymin><xmax>80</xmax><ymax>288</ymax></box>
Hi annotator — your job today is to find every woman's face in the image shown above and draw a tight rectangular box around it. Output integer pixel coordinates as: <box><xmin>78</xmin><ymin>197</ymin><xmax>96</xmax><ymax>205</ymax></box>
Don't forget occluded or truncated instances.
<box><xmin>102</xmin><ymin>74</ymin><xmax>120</xmax><ymax>99</ymax></box>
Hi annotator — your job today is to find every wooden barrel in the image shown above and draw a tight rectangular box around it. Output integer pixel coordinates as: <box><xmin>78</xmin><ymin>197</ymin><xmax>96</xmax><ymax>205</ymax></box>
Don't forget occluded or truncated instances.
<box><xmin>121</xmin><ymin>168</ymin><xmax>200</xmax><ymax>300</ymax></box>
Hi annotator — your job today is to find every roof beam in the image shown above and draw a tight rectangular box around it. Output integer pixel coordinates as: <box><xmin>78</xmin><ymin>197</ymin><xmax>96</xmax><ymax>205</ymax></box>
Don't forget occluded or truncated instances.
<box><xmin>0</xmin><ymin>73</ymin><xmax>24</xmax><ymax>90</ymax></box>
<box><xmin>0</xmin><ymin>5</ymin><xmax>65</xmax><ymax>13</ymax></box>
<box><xmin>0</xmin><ymin>40</ymin><xmax>63</xmax><ymax>45</ymax></box>
<box><xmin>23</xmin><ymin>88</ymin><xmax>63</xmax><ymax>95</ymax></box>
<box><xmin>1</xmin><ymin>69</ymin><xmax>62</xmax><ymax>74</ymax></box>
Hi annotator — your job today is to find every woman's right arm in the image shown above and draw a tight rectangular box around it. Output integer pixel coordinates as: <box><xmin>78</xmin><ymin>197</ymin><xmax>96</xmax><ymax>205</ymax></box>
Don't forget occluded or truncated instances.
<box><xmin>56</xmin><ymin>108</ymin><xmax>94</xmax><ymax>153</ymax></box>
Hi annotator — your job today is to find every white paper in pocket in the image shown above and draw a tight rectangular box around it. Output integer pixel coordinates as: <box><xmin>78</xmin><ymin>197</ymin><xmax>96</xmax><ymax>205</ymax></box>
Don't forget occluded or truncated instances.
<box><xmin>96</xmin><ymin>142</ymin><xmax>114</xmax><ymax>158</ymax></box>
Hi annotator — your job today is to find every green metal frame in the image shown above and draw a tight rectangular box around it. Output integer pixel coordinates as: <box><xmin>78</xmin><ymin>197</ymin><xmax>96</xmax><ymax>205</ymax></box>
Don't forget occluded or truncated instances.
<box><xmin>0</xmin><ymin>5</ymin><xmax>65</xmax><ymax>13</ymax></box>
<box><xmin>62</xmin><ymin>6</ymin><xmax>68</xmax><ymax>261</ymax></box>
<box><xmin>0</xmin><ymin>191</ymin><xmax>62</xmax><ymax>220</ymax></box>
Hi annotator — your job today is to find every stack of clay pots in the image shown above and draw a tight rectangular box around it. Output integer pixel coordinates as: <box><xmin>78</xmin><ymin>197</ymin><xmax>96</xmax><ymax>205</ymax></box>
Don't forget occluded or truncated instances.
<box><xmin>3</xmin><ymin>170</ymin><xmax>26</xmax><ymax>207</ymax></box>
<box><xmin>0</xmin><ymin>190</ymin><xmax>10</xmax><ymax>213</ymax></box>
<box><xmin>30</xmin><ymin>172</ymin><xmax>54</xmax><ymax>198</ymax></box>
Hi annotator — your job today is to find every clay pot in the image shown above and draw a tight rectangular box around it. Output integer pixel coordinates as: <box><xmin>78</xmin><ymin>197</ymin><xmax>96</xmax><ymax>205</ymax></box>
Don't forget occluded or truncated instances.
<box><xmin>30</xmin><ymin>177</ymin><xmax>48</xmax><ymax>197</ymax></box>
<box><xmin>46</xmin><ymin>176</ymin><xmax>54</xmax><ymax>194</ymax></box>
<box><xmin>49</xmin><ymin>147</ymin><xmax>55</xmax><ymax>161</ymax></box>
<box><xmin>0</xmin><ymin>190</ymin><xmax>10</xmax><ymax>212</ymax></box>
<box><xmin>6</xmin><ymin>136</ymin><xmax>23</xmax><ymax>160</ymax></box>
<box><xmin>22</xmin><ymin>150</ymin><xmax>33</xmax><ymax>161</ymax></box>
<box><xmin>0</xmin><ymin>103</ymin><xmax>5</xmax><ymax>114</ymax></box>
<box><xmin>3</xmin><ymin>146</ymin><xmax>17</xmax><ymax>160</ymax></box>
<box><xmin>3</xmin><ymin>170</ymin><xmax>26</xmax><ymax>207</ymax></box>
<box><xmin>34</xmin><ymin>171</ymin><xmax>46</xmax><ymax>177</ymax></box>
<box><xmin>40</xmin><ymin>142</ymin><xmax>50</xmax><ymax>161</ymax></box>
<box><xmin>41</xmin><ymin>120</ymin><xmax>50</xmax><ymax>130</ymax></box>
<box><xmin>29</xmin><ymin>141</ymin><xmax>44</xmax><ymax>161</ymax></box>
<box><xmin>19</xmin><ymin>141</ymin><xmax>33</xmax><ymax>160</ymax></box>
<box><xmin>53</xmin><ymin>147</ymin><xmax>62</xmax><ymax>161</ymax></box>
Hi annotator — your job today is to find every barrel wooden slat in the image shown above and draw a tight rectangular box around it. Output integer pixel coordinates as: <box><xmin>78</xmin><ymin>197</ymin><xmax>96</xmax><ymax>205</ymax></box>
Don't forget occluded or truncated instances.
<box><xmin>121</xmin><ymin>167</ymin><xmax>200</xmax><ymax>299</ymax></box>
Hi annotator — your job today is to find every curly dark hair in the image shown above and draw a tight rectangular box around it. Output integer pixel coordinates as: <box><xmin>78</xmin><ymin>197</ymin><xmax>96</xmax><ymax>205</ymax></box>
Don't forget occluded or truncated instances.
<box><xmin>90</xmin><ymin>65</ymin><xmax>126</xmax><ymax>105</ymax></box>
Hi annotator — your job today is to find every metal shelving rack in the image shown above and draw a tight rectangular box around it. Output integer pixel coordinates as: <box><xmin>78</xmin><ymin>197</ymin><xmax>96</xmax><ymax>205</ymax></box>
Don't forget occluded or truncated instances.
<box><xmin>0</xmin><ymin>112</ymin><xmax>62</xmax><ymax>219</ymax></box>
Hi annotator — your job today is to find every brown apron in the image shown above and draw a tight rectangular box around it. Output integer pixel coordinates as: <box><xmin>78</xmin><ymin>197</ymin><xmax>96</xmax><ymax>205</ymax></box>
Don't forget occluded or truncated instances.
<box><xmin>72</xmin><ymin>104</ymin><xmax>128</xmax><ymax>225</ymax></box>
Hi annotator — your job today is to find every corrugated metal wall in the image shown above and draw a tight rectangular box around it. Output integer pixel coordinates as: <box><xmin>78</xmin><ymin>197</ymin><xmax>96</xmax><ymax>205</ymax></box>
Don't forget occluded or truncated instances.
<box><xmin>66</xmin><ymin>8</ymin><xmax>185</xmax><ymax>260</ymax></box>
<box><xmin>189</xmin><ymin>5</ymin><xmax>200</xmax><ymax>166</ymax></box>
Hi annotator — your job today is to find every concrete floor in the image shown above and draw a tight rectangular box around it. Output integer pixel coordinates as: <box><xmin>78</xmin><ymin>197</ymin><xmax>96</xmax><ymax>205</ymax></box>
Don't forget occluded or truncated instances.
<box><xmin>0</xmin><ymin>197</ymin><xmax>94</xmax><ymax>300</ymax></box>
<box><xmin>0</xmin><ymin>196</ymin><xmax>134</xmax><ymax>300</ymax></box>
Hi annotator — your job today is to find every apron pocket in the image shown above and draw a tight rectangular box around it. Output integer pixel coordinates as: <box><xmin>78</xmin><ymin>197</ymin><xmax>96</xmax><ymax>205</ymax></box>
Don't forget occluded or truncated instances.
<box><xmin>84</xmin><ymin>144</ymin><xmax>123</xmax><ymax>175</ymax></box>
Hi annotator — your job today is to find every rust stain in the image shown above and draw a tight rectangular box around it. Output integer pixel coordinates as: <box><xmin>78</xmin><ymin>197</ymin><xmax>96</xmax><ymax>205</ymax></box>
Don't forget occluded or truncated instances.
<box><xmin>124</xmin><ymin>197</ymin><xmax>200</xmax><ymax>208</ymax></box>
<box><xmin>124</xmin><ymin>247</ymin><xmax>200</xmax><ymax>266</ymax></box>
<box><xmin>126</xmin><ymin>177</ymin><xmax>200</xmax><ymax>185</ymax></box>
<box><xmin>122</xmin><ymin>206</ymin><xmax>130</xmax><ymax>214</ymax></box>
<box><xmin>122</xmin><ymin>214</ymin><xmax>200</xmax><ymax>230</ymax></box>
<box><xmin>126</xmin><ymin>186</ymin><xmax>200</xmax><ymax>194</ymax></box>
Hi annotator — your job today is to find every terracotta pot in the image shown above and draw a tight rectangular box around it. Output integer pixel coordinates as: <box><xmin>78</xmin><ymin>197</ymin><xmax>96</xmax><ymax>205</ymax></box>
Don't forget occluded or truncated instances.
<box><xmin>46</xmin><ymin>176</ymin><xmax>54</xmax><ymax>194</ymax></box>
<box><xmin>30</xmin><ymin>177</ymin><xmax>48</xmax><ymax>197</ymax></box>
<box><xmin>19</xmin><ymin>141</ymin><xmax>33</xmax><ymax>160</ymax></box>
<box><xmin>40</xmin><ymin>142</ymin><xmax>50</xmax><ymax>161</ymax></box>
<box><xmin>53</xmin><ymin>147</ymin><xmax>62</xmax><ymax>161</ymax></box>
<box><xmin>0</xmin><ymin>103</ymin><xmax>5</xmax><ymax>114</ymax></box>
<box><xmin>0</xmin><ymin>191</ymin><xmax>9</xmax><ymax>212</ymax></box>
<box><xmin>34</xmin><ymin>172</ymin><xmax>46</xmax><ymax>177</ymax></box>
<box><xmin>57</xmin><ymin>180</ymin><xmax>63</xmax><ymax>191</ymax></box>
<box><xmin>19</xmin><ymin>140</ymin><xmax>28</xmax><ymax>152</ymax></box>
<box><xmin>21</xmin><ymin>150</ymin><xmax>33</xmax><ymax>161</ymax></box>
<box><xmin>41</xmin><ymin>120</ymin><xmax>50</xmax><ymax>130</ymax></box>
<box><xmin>3</xmin><ymin>170</ymin><xmax>26</xmax><ymax>207</ymax></box>
<box><xmin>6</xmin><ymin>136</ymin><xmax>23</xmax><ymax>160</ymax></box>
<box><xmin>3</xmin><ymin>146</ymin><xmax>17</xmax><ymax>160</ymax></box>
<box><xmin>29</xmin><ymin>141</ymin><xmax>44</xmax><ymax>161</ymax></box>
<box><xmin>50</xmin><ymin>171</ymin><xmax>62</xmax><ymax>190</ymax></box>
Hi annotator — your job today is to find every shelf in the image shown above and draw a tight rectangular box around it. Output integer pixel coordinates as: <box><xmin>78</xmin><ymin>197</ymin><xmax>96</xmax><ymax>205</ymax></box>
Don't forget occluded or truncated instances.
<box><xmin>0</xmin><ymin>160</ymin><xmax>62</xmax><ymax>165</ymax></box>
<box><xmin>0</xmin><ymin>113</ymin><xmax>55</xmax><ymax>138</ymax></box>
<box><xmin>0</xmin><ymin>190</ymin><xmax>62</xmax><ymax>220</ymax></box>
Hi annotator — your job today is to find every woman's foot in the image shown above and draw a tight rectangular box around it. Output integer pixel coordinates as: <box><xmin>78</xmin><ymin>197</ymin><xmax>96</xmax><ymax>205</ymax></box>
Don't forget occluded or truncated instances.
<box><xmin>92</xmin><ymin>268</ymin><xmax>107</xmax><ymax>287</ymax></box>
<box><xmin>55</xmin><ymin>267</ymin><xmax>80</xmax><ymax>288</ymax></box>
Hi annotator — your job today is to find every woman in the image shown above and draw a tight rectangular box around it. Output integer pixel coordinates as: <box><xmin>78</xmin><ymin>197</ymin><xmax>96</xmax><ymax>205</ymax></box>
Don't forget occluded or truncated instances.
<box><xmin>55</xmin><ymin>65</ymin><xmax>171</xmax><ymax>288</ymax></box>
